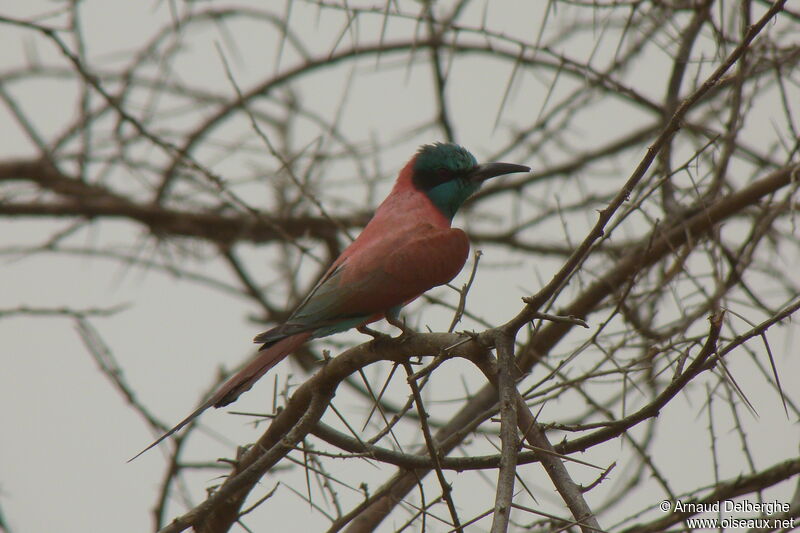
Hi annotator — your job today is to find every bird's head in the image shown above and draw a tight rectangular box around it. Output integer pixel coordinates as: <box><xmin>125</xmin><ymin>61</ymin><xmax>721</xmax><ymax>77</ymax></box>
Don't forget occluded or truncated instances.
<box><xmin>412</xmin><ymin>143</ymin><xmax>529</xmax><ymax>219</ymax></box>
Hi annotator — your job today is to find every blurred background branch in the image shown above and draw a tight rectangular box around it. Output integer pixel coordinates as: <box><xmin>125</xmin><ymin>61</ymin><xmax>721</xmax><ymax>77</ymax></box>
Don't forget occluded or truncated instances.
<box><xmin>1</xmin><ymin>1</ymin><xmax>798</xmax><ymax>532</ymax></box>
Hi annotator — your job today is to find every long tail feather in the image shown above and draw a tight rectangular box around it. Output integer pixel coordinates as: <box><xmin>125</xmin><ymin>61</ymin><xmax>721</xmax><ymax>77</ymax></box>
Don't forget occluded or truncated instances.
<box><xmin>129</xmin><ymin>332</ymin><xmax>312</xmax><ymax>461</ymax></box>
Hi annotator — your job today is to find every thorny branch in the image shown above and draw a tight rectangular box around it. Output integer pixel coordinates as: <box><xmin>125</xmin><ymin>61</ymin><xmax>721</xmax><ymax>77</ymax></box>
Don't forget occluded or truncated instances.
<box><xmin>2</xmin><ymin>1</ymin><xmax>799</xmax><ymax>532</ymax></box>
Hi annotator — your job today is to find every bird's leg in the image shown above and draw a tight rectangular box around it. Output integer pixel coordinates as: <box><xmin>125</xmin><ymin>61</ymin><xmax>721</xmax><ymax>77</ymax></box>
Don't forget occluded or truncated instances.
<box><xmin>385</xmin><ymin>311</ymin><xmax>414</xmax><ymax>338</ymax></box>
<box><xmin>358</xmin><ymin>324</ymin><xmax>390</xmax><ymax>340</ymax></box>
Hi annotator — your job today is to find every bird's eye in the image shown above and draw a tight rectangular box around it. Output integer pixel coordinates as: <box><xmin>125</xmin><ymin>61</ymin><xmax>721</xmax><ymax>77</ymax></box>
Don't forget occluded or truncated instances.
<box><xmin>436</xmin><ymin>168</ymin><xmax>452</xmax><ymax>179</ymax></box>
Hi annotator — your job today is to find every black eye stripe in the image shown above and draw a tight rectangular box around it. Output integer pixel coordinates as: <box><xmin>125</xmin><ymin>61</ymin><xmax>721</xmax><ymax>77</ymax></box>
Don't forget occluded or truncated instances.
<box><xmin>413</xmin><ymin>167</ymin><xmax>460</xmax><ymax>190</ymax></box>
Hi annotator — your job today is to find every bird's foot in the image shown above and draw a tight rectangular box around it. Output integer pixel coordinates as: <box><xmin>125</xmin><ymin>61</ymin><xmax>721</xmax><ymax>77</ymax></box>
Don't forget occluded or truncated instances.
<box><xmin>385</xmin><ymin>314</ymin><xmax>414</xmax><ymax>338</ymax></box>
<box><xmin>358</xmin><ymin>324</ymin><xmax>390</xmax><ymax>340</ymax></box>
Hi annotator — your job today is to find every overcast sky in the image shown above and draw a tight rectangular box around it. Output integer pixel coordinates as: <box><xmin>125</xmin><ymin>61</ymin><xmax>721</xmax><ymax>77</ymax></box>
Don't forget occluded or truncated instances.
<box><xmin>2</xmin><ymin>2</ymin><xmax>798</xmax><ymax>532</ymax></box>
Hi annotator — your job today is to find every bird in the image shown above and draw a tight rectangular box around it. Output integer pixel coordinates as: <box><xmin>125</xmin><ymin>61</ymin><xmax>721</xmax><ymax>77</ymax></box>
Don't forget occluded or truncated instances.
<box><xmin>132</xmin><ymin>142</ymin><xmax>528</xmax><ymax>460</ymax></box>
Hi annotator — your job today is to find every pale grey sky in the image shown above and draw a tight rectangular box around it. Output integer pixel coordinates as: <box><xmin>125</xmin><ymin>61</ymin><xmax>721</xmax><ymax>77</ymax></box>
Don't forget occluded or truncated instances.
<box><xmin>2</xmin><ymin>2</ymin><xmax>798</xmax><ymax>532</ymax></box>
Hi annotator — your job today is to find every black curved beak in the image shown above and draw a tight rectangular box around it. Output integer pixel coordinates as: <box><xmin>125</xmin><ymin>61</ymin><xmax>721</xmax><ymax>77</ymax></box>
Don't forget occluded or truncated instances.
<box><xmin>467</xmin><ymin>162</ymin><xmax>530</xmax><ymax>183</ymax></box>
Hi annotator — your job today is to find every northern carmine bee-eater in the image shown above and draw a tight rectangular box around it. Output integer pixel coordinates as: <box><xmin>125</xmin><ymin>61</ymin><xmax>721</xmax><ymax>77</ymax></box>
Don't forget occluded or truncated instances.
<box><xmin>133</xmin><ymin>143</ymin><xmax>528</xmax><ymax>459</ymax></box>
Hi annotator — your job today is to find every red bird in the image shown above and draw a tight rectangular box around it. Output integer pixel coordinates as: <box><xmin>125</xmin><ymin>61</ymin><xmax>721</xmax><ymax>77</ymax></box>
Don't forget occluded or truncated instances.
<box><xmin>133</xmin><ymin>143</ymin><xmax>528</xmax><ymax>459</ymax></box>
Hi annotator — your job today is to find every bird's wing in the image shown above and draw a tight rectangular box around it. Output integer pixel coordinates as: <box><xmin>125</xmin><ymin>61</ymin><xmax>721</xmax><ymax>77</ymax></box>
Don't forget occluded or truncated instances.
<box><xmin>253</xmin><ymin>263</ymin><xmax>361</xmax><ymax>345</ymax></box>
<box><xmin>381</xmin><ymin>225</ymin><xmax>470</xmax><ymax>295</ymax></box>
<box><xmin>256</xmin><ymin>224</ymin><xmax>470</xmax><ymax>343</ymax></box>
<box><xmin>255</xmin><ymin>222</ymin><xmax>470</xmax><ymax>348</ymax></box>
